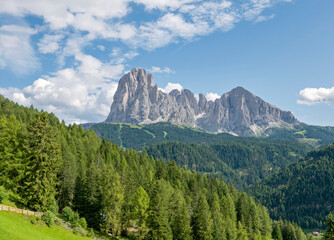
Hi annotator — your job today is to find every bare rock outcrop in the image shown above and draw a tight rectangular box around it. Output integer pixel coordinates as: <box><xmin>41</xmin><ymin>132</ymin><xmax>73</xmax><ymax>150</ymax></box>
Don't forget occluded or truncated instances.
<box><xmin>106</xmin><ymin>68</ymin><xmax>298</xmax><ymax>136</ymax></box>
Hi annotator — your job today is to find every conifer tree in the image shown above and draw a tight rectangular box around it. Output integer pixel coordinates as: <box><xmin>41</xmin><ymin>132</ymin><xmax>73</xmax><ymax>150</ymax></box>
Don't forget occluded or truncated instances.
<box><xmin>20</xmin><ymin>113</ymin><xmax>61</xmax><ymax>211</ymax></box>
<box><xmin>272</xmin><ymin>222</ymin><xmax>283</xmax><ymax>240</ymax></box>
<box><xmin>147</xmin><ymin>179</ymin><xmax>173</xmax><ymax>240</ymax></box>
<box><xmin>237</xmin><ymin>221</ymin><xmax>249</xmax><ymax>240</ymax></box>
<box><xmin>0</xmin><ymin>115</ymin><xmax>24</xmax><ymax>191</ymax></box>
<box><xmin>211</xmin><ymin>193</ymin><xmax>225</xmax><ymax>240</ymax></box>
<box><xmin>100</xmin><ymin>164</ymin><xmax>124</xmax><ymax>236</ymax></box>
<box><xmin>132</xmin><ymin>186</ymin><xmax>150</xmax><ymax>239</ymax></box>
<box><xmin>192</xmin><ymin>193</ymin><xmax>213</xmax><ymax>240</ymax></box>
<box><xmin>170</xmin><ymin>190</ymin><xmax>192</xmax><ymax>240</ymax></box>
<box><xmin>324</xmin><ymin>213</ymin><xmax>334</xmax><ymax>240</ymax></box>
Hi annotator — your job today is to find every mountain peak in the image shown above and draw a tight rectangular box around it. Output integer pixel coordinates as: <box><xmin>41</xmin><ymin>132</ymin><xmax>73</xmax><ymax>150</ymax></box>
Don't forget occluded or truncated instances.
<box><xmin>106</xmin><ymin>69</ymin><xmax>298</xmax><ymax>136</ymax></box>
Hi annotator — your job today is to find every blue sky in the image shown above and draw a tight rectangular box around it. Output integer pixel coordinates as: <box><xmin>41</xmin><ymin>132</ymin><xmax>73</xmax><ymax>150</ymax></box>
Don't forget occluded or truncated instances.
<box><xmin>0</xmin><ymin>0</ymin><xmax>333</xmax><ymax>126</ymax></box>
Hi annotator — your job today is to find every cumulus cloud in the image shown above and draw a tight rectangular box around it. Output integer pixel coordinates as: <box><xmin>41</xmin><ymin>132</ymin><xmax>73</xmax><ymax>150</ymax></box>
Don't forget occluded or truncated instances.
<box><xmin>149</xmin><ymin>66</ymin><xmax>174</xmax><ymax>74</ymax></box>
<box><xmin>206</xmin><ymin>92</ymin><xmax>221</xmax><ymax>101</ymax></box>
<box><xmin>297</xmin><ymin>87</ymin><xmax>334</xmax><ymax>105</ymax></box>
<box><xmin>0</xmin><ymin>52</ymin><xmax>124</xmax><ymax>123</ymax></box>
<box><xmin>159</xmin><ymin>82</ymin><xmax>183</xmax><ymax>94</ymax></box>
<box><xmin>0</xmin><ymin>25</ymin><xmax>39</xmax><ymax>74</ymax></box>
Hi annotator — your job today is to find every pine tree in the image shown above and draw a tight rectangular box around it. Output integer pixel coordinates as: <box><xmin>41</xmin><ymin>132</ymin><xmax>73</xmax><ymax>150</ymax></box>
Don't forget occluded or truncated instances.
<box><xmin>0</xmin><ymin>115</ymin><xmax>24</xmax><ymax>191</ymax></box>
<box><xmin>192</xmin><ymin>193</ymin><xmax>213</xmax><ymax>240</ymax></box>
<box><xmin>132</xmin><ymin>186</ymin><xmax>150</xmax><ymax>239</ymax></box>
<box><xmin>100</xmin><ymin>164</ymin><xmax>124</xmax><ymax>236</ymax></box>
<box><xmin>171</xmin><ymin>190</ymin><xmax>192</xmax><ymax>240</ymax></box>
<box><xmin>324</xmin><ymin>213</ymin><xmax>334</xmax><ymax>240</ymax></box>
<box><xmin>236</xmin><ymin>221</ymin><xmax>249</xmax><ymax>240</ymax></box>
<box><xmin>211</xmin><ymin>194</ymin><xmax>225</xmax><ymax>240</ymax></box>
<box><xmin>20</xmin><ymin>113</ymin><xmax>61</xmax><ymax>211</ymax></box>
<box><xmin>146</xmin><ymin>179</ymin><xmax>173</xmax><ymax>240</ymax></box>
<box><xmin>272</xmin><ymin>222</ymin><xmax>283</xmax><ymax>240</ymax></box>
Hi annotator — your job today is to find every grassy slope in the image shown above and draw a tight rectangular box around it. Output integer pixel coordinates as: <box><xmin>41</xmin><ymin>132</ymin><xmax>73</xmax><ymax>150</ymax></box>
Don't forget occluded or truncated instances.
<box><xmin>0</xmin><ymin>211</ymin><xmax>91</xmax><ymax>240</ymax></box>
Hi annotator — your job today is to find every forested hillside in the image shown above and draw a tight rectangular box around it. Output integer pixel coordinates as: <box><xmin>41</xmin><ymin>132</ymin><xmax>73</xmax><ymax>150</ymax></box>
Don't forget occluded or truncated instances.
<box><xmin>83</xmin><ymin>121</ymin><xmax>334</xmax><ymax>150</ymax></box>
<box><xmin>249</xmin><ymin>144</ymin><xmax>334</xmax><ymax>229</ymax></box>
<box><xmin>81</xmin><ymin>122</ymin><xmax>237</xmax><ymax>150</ymax></box>
<box><xmin>0</xmin><ymin>95</ymin><xmax>309</xmax><ymax>239</ymax></box>
<box><xmin>146</xmin><ymin>141</ymin><xmax>308</xmax><ymax>189</ymax></box>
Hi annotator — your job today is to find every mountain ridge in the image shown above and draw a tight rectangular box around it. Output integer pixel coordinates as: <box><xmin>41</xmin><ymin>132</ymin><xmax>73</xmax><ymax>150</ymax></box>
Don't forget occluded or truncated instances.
<box><xmin>106</xmin><ymin>68</ymin><xmax>298</xmax><ymax>136</ymax></box>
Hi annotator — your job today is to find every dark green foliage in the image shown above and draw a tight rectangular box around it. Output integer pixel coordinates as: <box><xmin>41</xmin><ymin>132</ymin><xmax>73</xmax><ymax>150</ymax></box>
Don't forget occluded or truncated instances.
<box><xmin>42</xmin><ymin>211</ymin><xmax>55</xmax><ymax>227</ymax></box>
<box><xmin>170</xmin><ymin>190</ymin><xmax>192</xmax><ymax>240</ymax></box>
<box><xmin>0</xmin><ymin>95</ymin><xmax>308</xmax><ymax>240</ymax></box>
<box><xmin>146</xmin><ymin>179</ymin><xmax>173</xmax><ymax>240</ymax></box>
<box><xmin>146</xmin><ymin>141</ymin><xmax>308</xmax><ymax>188</ymax></box>
<box><xmin>272</xmin><ymin>222</ymin><xmax>283</xmax><ymax>240</ymax></box>
<box><xmin>83</xmin><ymin>122</ymin><xmax>334</xmax><ymax>150</ymax></box>
<box><xmin>192</xmin><ymin>193</ymin><xmax>213</xmax><ymax>240</ymax></box>
<box><xmin>249</xmin><ymin>144</ymin><xmax>334</xmax><ymax>229</ymax></box>
<box><xmin>20</xmin><ymin>113</ymin><xmax>61</xmax><ymax>211</ymax></box>
<box><xmin>324</xmin><ymin>213</ymin><xmax>334</xmax><ymax>240</ymax></box>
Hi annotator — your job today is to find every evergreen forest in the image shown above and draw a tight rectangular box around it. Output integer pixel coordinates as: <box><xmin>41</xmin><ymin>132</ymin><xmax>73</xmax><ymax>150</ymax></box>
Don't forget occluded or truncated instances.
<box><xmin>0</xmin><ymin>96</ymin><xmax>311</xmax><ymax>239</ymax></box>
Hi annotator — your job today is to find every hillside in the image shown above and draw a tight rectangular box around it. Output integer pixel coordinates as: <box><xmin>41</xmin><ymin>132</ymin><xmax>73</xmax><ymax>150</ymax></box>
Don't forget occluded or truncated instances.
<box><xmin>249</xmin><ymin>144</ymin><xmax>334</xmax><ymax>229</ymax></box>
<box><xmin>81</xmin><ymin>122</ymin><xmax>238</xmax><ymax>149</ymax></box>
<box><xmin>145</xmin><ymin>141</ymin><xmax>308</xmax><ymax>189</ymax></box>
<box><xmin>0</xmin><ymin>95</ymin><xmax>308</xmax><ymax>239</ymax></box>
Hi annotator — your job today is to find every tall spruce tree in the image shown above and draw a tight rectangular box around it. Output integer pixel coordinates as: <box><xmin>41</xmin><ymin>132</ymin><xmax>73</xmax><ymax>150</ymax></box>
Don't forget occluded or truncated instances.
<box><xmin>100</xmin><ymin>164</ymin><xmax>124</xmax><ymax>236</ymax></box>
<box><xmin>147</xmin><ymin>179</ymin><xmax>173</xmax><ymax>240</ymax></box>
<box><xmin>170</xmin><ymin>190</ymin><xmax>192</xmax><ymax>240</ymax></box>
<box><xmin>0</xmin><ymin>115</ymin><xmax>24</xmax><ymax>191</ymax></box>
<box><xmin>192</xmin><ymin>192</ymin><xmax>213</xmax><ymax>240</ymax></box>
<box><xmin>20</xmin><ymin>113</ymin><xmax>61</xmax><ymax>211</ymax></box>
<box><xmin>132</xmin><ymin>186</ymin><xmax>150</xmax><ymax>239</ymax></box>
<box><xmin>324</xmin><ymin>213</ymin><xmax>334</xmax><ymax>240</ymax></box>
<box><xmin>272</xmin><ymin>222</ymin><xmax>283</xmax><ymax>240</ymax></box>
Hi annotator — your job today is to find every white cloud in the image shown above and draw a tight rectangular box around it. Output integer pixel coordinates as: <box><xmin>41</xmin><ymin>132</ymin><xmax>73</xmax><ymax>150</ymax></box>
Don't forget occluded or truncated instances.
<box><xmin>1</xmin><ymin>52</ymin><xmax>124</xmax><ymax>123</ymax></box>
<box><xmin>161</xmin><ymin>82</ymin><xmax>183</xmax><ymax>94</ymax></box>
<box><xmin>149</xmin><ymin>66</ymin><xmax>174</xmax><ymax>74</ymax></box>
<box><xmin>297</xmin><ymin>87</ymin><xmax>334</xmax><ymax>105</ymax></box>
<box><xmin>206</xmin><ymin>92</ymin><xmax>220</xmax><ymax>101</ymax></box>
<box><xmin>0</xmin><ymin>25</ymin><xmax>39</xmax><ymax>74</ymax></box>
<box><xmin>38</xmin><ymin>34</ymin><xmax>64</xmax><ymax>53</ymax></box>
<box><xmin>134</xmin><ymin>0</ymin><xmax>199</xmax><ymax>11</ymax></box>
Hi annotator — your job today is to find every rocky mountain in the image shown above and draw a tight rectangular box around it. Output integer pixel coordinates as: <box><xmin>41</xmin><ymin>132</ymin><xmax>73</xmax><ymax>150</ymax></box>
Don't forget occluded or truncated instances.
<box><xmin>106</xmin><ymin>68</ymin><xmax>298</xmax><ymax>136</ymax></box>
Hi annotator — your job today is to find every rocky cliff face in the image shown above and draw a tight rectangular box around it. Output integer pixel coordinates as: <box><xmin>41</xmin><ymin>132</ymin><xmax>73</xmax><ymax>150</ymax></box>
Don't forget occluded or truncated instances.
<box><xmin>106</xmin><ymin>68</ymin><xmax>298</xmax><ymax>136</ymax></box>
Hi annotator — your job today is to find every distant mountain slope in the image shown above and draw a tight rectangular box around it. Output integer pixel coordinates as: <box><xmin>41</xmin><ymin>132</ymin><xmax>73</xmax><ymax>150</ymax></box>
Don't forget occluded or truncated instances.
<box><xmin>105</xmin><ymin>68</ymin><xmax>298</xmax><ymax>136</ymax></box>
<box><xmin>82</xmin><ymin>121</ymin><xmax>334</xmax><ymax>150</ymax></box>
<box><xmin>81</xmin><ymin>122</ymin><xmax>237</xmax><ymax>149</ymax></box>
<box><xmin>145</xmin><ymin>141</ymin><xmax>309</xmax><ymax>189</ymax></box>
<box><xmin>249</xmin><ymin>144</ymin><xmax>334</xmax><ymax>229</ymax></box>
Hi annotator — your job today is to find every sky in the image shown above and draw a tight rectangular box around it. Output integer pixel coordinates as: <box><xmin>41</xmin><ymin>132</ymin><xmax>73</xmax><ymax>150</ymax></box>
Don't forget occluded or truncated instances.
<box><xmin>0</xmin><ymin>0</ymin><xmax>333</xmax><ymax>126</ymax></box>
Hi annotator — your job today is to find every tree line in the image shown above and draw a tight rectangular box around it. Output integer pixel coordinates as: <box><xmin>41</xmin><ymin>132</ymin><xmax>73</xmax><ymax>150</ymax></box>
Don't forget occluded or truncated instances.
<box><xmin>0</xmin><ymin>95</ymin><xmax>307</xmax><ymax>239</ymax></box>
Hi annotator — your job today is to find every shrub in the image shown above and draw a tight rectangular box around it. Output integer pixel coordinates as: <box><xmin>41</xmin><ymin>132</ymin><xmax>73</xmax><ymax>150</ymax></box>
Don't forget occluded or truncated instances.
<box><xmin>62</xmin><ymin>206</ymin><xmax>80</xmax><ymax>226</ymax></box>
<box><xmin>62</xmin><ymin>206</ymin><xmax>74</xmax><ymax>222</ymax></box>
<box><xmin>42</xmin><ymin>211</ymin><xmax>55</xmax><ymax>227</ymax></box>
<box><xmin>79</xmin><ymin>217</ymin><xmax>87</xmax><ymax>229</ymax></box>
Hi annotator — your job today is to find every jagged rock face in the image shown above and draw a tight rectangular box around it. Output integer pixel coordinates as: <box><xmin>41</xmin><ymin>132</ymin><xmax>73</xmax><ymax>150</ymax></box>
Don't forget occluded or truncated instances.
<box><xmin>106</xmin><ymin>68</ymin><xmax>298</xmax><ymax>136</ymax></box>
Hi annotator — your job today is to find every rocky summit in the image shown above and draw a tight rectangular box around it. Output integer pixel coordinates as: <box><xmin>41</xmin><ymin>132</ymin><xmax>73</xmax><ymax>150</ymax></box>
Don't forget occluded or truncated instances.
<box><xmin>106</xmin><ymin>68</ymin><xmax>298</xmax><ymax>136</ymax></box>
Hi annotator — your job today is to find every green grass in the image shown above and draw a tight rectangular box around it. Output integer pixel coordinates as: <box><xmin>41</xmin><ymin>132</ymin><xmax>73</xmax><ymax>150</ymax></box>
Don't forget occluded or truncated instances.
<box><xmin>0</xmin><ymin>211</ymin><xmax>92</xmax><ymax>240</ymax></box>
